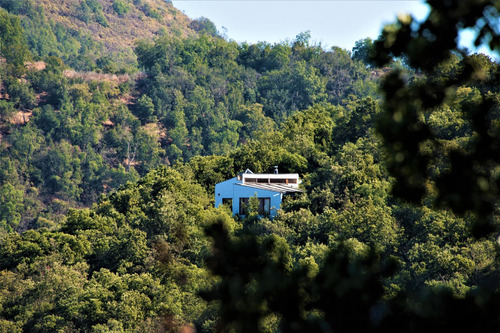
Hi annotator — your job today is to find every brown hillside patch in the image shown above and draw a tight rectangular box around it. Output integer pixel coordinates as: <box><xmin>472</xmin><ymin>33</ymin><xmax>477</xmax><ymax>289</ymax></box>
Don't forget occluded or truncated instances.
<box><xmin>143</xmin><ymin>122</ymin><xmax>161</xmax><ymax>136</ymax></box>
<box><xmin>63</xmin><ymin>69</ymin><xmax>131</xmax><ymax>84</ymax></box>
<box><xmin>144</xmin><ymin>122</ymin><xmax>168</xmax><ymax>142</ymax></box>
<box><xmin>119</xmin><ymin>93</ymin><xmax>135</xmax><ymax>105</ymax></box>
<box><xmin>11</xmin><ymin>111</ymin><xmax>33</xmax><ymax>126</ymax></box>
<box><xmin>37</xmin><ymin>0</ymin><xmax>196</xmax><ymax>54</ymax></box>
<box><xmin>102</xmin><ymin>119</ymin><xmax>114</xmax><ymax>128</ymax></box>
<box><xmin>36</xmin><ymin>92</ymin><xmax>48</xmax><ymax>104</ymax></box>
<box><xmin>25</xmin><ymin>61</ymin><xmax>46</xmax><ymax>71</ymax></box>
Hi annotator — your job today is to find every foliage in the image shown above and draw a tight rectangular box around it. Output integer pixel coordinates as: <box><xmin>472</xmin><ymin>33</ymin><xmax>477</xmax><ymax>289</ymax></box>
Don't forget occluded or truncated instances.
<box><xmin>372</xmin><ymin>0</ymin><xmax>500</xmax><ymax>235</ymax></box>
<box><xmin>0</xmin><ymin>100</ymin><xmax>16</xmax><ymax>122</ymax></box>
<box><xmin>0</xmin><ymin>0</ymin><xmax>498</xmax><ymax>331</ymax></box>
<box><xmin>352</xmin><ymin>37</ymin><xmax>375</xmax><ymax>66</ymax></box>
<box><xmin>134</xmin><ymin>32</ymin><xmax>376</xmax><ymax>162</ymax></box>
<box><xmin>0</xmin><ymin>8</ymin><xmax>31</xmax><ymax>67</ymax></box>
<box><xmin>113</xmin><ymin>0</ymin><xmax>131</xmax><ymax>17</ymax></box>
<box><xmin>0</xmin><ymin>182</ymin><xmax>24</xmax><ymax>231</ymax></box>
<box><xmin>190</xmin><ymin>17</ymin><xmax>219</xmax><ymax>37</ymax></box>
<box><xmin>0</xmin><ymin>166</ymin><xmax>222</xmax><ymax>331</ymax></box>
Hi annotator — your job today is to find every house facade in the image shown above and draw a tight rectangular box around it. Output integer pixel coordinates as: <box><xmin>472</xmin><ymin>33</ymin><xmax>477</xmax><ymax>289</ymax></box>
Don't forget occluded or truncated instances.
<box><xmin>214</xmin><ymin>168</ymin><xmax>302</xmax><ymax>218</ymax></box>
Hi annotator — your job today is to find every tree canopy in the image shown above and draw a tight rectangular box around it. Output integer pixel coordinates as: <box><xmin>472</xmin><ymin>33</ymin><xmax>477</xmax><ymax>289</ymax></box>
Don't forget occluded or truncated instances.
<box><xmin>0</xmin><ymin>0</ymin><xmax>498</xmax><ymax>331</ymax></box>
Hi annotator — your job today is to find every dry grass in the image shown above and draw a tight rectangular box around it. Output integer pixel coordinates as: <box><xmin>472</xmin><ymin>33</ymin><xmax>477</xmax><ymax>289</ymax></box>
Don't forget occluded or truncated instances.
<box><xmin>11</xmin><ymin>111</ymin><xmax>33</xmax><ymax>126</ymax></box>
<box><xmin>25</xmin><ymin>61</ymin><xmax>46</xmax><ymax>71</ymax></box>
<box><xmin>36</xmin><ymin>0</ymin><xmax>196</xmax><ymax>53</ymax></box>
<box><xmin>63</xmin><ymin>69</ymin><xmax>130</xmax><ymax>84</ymax></box>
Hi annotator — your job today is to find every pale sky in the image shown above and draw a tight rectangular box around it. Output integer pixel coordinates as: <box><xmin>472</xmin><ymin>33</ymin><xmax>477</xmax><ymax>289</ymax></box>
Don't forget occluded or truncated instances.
<box><xmin>172</xmin><ymin>0</ymin><xmax>430</xmax><ymax>50</ymax></box>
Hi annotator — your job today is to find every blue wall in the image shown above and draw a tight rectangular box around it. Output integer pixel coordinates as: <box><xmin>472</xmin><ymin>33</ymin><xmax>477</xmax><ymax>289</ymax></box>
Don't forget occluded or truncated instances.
<box><xmin>215</xmin><ymin>178</ymin><xmax>283</xmax><ymax>218</ymax></box>
<box><xmin>214</xmin><ymin>177</ymin><xmax>237</xmax><ymax>208</ymax></box>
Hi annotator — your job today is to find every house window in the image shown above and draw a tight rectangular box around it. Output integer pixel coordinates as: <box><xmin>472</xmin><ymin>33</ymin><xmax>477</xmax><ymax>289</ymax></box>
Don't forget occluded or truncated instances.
<box><xmin>239</xmin><ymin>197</ymin><xmax>271</xmax><ymax>215</ymax></box>
<box><xmin>222</xmin><ymin>198</ymin><xmax>233</xmax><ymax>211</ymax></box>
<box><xmin>239</xmin><ymin>198</ymin><xmax>249</xmax><ymax>215</ymax></box>
<box><xmin>259</xmin><ymin>198</ymin><xmax>270</xmax><ymax>215</ymax></box>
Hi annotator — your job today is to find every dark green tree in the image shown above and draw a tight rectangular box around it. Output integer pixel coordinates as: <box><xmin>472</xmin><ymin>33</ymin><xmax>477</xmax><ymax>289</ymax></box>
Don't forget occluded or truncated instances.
<box><xmin>0</xmin><ymin>182</ymin><xmax>24</xmax><ymax>231</ymax></box>
<box><xmin>190</xmin><ymin>17</ymin><xmax>219</xmax><ymax>37</ymax></box>
<box><xmin>352</xmin><ymin>37</ymin><xmax>375</xmax><ymax>66</ymax></box>
<box><xmin>372</xmin><ymin>0</ymin><xmax>500</xmax><ymax>234</ymax></box>
<box><xmin>0</xmin><ymin>8</ymin><xmax>31</xmax><ymax>67</ymax></box>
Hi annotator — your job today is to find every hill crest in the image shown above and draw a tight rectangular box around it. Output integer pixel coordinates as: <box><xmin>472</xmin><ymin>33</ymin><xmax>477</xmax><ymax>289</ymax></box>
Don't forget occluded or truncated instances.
<box><xmin>33</xmin><ymin>0</ymin><xmax>196</xmax><ymax>54</ymax></box>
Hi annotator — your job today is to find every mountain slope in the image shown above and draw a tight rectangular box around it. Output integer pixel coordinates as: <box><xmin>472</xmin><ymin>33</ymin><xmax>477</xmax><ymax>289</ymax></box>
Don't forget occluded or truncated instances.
<box><xmin>1</xmin><ymin>0</ymin><xmax>197</xmax><ymax>71</ymax></box>
<box><xmin>36</xmin><ymin>0</ymin><xmax>195</xmax><ymax>52</ymax></box>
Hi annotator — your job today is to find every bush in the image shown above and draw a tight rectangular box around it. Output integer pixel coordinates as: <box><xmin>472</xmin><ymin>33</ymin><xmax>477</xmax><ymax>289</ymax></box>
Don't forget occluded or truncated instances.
<box><xmin>113</xmin><ymin>0</ymin><xmax>130</xmax><ymax>17</ymax></box>
<box><xmin>0</xmin><ymin>100</ymin><xmax>16</xmax><ymax>122</ymax></box>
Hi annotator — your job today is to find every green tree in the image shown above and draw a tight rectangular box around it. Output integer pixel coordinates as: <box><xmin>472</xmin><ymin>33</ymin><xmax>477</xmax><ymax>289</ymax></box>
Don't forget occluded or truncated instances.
<box><xmin>189</xmin><ymin>17</ymin><xmax>219</xmax><ymax>37</ymax></box>
<box><xmin>0</xmin><ymin>100</ymin><xmax>16</xmax><ymax>123</ymax></box>
<box><xmin>35</xmin><ymin>140</ymin><xmax>83</xmax><ymax>201</ymax></box>
<box><xmin>236</xmin><ymin>103</ymin><xmax>276</xmax><ymax>142</ymax></box>
<box><xmin>32</xmin><ymin>105</ymin><xmax>61</xmax><ymax>138</ymax></box>
<box><xmin>203</xmin><ymin>221</ymin><xmax>398</xmax><ymax>332</ymax></box>
<box><xmin>372</xmin><ymin>0</ymin><xmax>500</xmax><ymax>233</ymax></box>
<box><xmin>0</xmin><ymin>8</ymin><xmax>31</xmax><ymax>67</ymax></box>
<box><xmin>168</xmin><ymin>90</ymin><xmax>189</xmax><ymax>161</ymax></box>
<box><xmin>258</xmin><ymin>60</ymin><xmax>326</xmax><ymax>122</ymax></box>
<box><xmin>3</xmin><ymin>77</ymin><xmax>36</xmax><ymax>109</ymax></box>
<box><xmin>187</xmin><ymin>155</ymin><xmax>235</xmax><ymax>194</ymax></box>
<box><xmin>8</xmin><ymin>122</ymin><xmax>45</xmax><ymax>164</ymax></box>
<box><xmin>134</xmin><ymin>125</ymin><xmax>165</xmax><ymax>174</ymax></box>
<box><xmin>352</xmin><ymin>37</ymin><xmax>375</xmax><ymax>66</ymax></box>
<box><xmin>0</xmin><ymin>182</ymin><xmax>24</xmax><ymax>231</ymax></box>
<box><xmin>112</xmin><ymin>0</ymin><xmax>130</xmax><ymax>17</ymax></box>
<box><xmin>135</xmin><ymin>94</ymin><xmax>156</xmax><ymax>123</ymax></box>
<box><xmin>76</xmin><ymin>0</ymin><xmax>92</xmax><ymax>23</ymax></box>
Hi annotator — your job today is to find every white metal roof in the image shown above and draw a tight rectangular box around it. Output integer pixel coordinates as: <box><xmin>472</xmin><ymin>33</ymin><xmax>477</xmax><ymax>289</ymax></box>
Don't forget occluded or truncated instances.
<box><xmin>236</xmin><ymin>183</ymin><xmax>303</xmax><ymax>193</ymax></box>
<box><xmin>242</xmin><ymin>173</ymin><xmax>299</xmax><ymax>179</ymax></box>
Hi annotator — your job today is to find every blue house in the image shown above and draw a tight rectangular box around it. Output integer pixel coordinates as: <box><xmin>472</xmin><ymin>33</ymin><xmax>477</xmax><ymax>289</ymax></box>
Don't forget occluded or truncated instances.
<box><xmin>214</xmin><ymin>167</ymin><xmax>302</xmax><ymax>218</ymax></box>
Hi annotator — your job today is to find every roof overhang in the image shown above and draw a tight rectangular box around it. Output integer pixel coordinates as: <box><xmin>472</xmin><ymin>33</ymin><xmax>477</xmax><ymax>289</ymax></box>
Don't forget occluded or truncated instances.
<box><xmin>242</xmin><ymin>173</ymin><xmax>299</xmax><ymax>179</ymax></box>
<box><xmin>236</xmin><ymin>183</ymin><xmax>303</xmax><ymax>194</ymax></box>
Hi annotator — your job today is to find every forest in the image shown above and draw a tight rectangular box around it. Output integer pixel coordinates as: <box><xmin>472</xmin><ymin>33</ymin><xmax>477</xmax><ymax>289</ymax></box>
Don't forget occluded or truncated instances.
<box><xmin>0</xmin><ymin>0</ymin><xmax>498</xmax><ymax>332</ymax></box>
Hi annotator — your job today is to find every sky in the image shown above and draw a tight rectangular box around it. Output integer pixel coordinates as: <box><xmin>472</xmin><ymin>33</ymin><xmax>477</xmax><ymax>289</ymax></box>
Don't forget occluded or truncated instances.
<box><xmin>172</xmin><ymin>0</ymin><xmax>430</xmax><ymax>51</ymax></box>
<box><xmin>172</xmin><ymin>0</ymin><xmax>498</xmax><ymax>59</ymax></box>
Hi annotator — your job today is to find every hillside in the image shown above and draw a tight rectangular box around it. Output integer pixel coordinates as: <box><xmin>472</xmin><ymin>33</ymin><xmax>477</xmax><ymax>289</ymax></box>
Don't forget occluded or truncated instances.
<box><xmin>0</xmin><ymin>0</ymin><xmax>499</xmax><ymax>331</ymax></box>
<box><xmin>1</xmin><ymin>0</ymin><xmax>385</xmax><ymax>230</ymax></box>
<box><xmin>35</xmin><ymin>0</ymin><xmax>195</xmax><ymax>52</ymax></box>
<box><xmin>2</xmin><ymin>0</ymin><xmax>198</xmax><ymax>71</ymax></box>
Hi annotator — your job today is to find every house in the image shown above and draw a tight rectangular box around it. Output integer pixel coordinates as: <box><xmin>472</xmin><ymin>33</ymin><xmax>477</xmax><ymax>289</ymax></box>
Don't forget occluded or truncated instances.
<box><xmin>214</xmin><ymin>167</ymin><xmax>303</xmax><ymax>218</ymax></box>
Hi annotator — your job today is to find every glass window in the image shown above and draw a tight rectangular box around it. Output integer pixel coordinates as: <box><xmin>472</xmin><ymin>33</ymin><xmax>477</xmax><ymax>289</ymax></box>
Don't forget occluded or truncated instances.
<box><xmin>259</xmin><ymin>198</ymin><xmax>270</xmax><ymax>215</ymax></box>
<box><xmin>239</xmin><ymin>198</ymin><xmax>249</xmax><ymax>215</ymax></box>
<box><xmin>222</xmin><ymin>198</ymin><xmax>233</xmax><ymax>211</ymax></box>
<box><xmin>239</xmin><ymin>197</ymin><xmax>271</xmax><ymax>215</ymax></box>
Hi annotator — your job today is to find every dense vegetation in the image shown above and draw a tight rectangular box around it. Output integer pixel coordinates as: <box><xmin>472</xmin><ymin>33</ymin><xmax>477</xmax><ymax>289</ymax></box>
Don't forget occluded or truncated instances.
<box><xmin>0</xmin><ymin>0</ymin><xmax>498</xmax><ymax>332</ymax></box>
<box><xmin>1</xmin><ymin>0</ymin><xmax>194</xmax><ymax>72</ymax></box>
<box><xmin>0</xmin><ymin>1</ymin><xmax>382</xmax><ymax>230</ymax></box>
